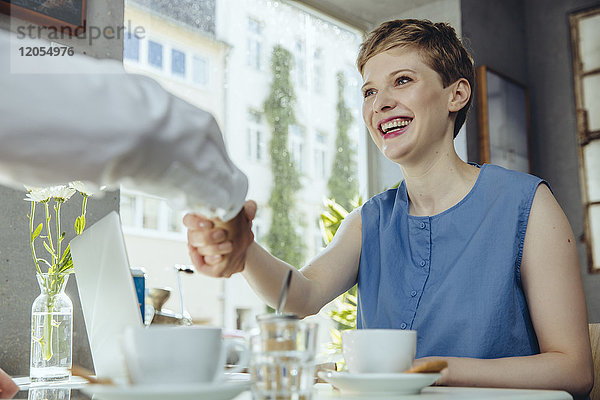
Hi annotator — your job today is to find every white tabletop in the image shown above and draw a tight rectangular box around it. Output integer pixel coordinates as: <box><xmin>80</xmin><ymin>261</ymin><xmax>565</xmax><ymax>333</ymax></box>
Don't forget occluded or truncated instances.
<box><xmin>235</xmin><ymin>383</ymin><xmax>573</xmax><ymax>400</ymax></box>
<box><xmin>14</xmin><ymin>378</ymin><xmax>573</xmax><ymax>400</ymax></box>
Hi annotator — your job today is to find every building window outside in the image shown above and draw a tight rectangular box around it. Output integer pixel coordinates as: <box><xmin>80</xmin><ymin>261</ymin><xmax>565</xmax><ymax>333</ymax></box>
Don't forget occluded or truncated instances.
<box><xmin>313</xmin><ymin>48</ymin><xmax>324</xmax><ymax>93</ymax></box>
<box><xmin>314</xmin><ymin>130</ymin><xmax>328</xmax><ymax>179</ymax></box>
<box><xmin>295</xmin><ymin>40</ymin><xmax>306</xmax><ymax>88</ymax></box>
<box><xmin>192</xmin><ymin>55</ymin><xmax>209</xmax><ymax>87</ymax></box>
<box><xmin>289</xmin><ymin>124</ymin><xmax>305</xmax><ymax>174</ymax></box>
<box><xmin>171</xmin><ymin>48</ymin><xmax>186</xmax><ymax>77</ymax></box>
<box><xmin>247</xmin><ymin>18</ymin><xmax>262</xmax><ymax>70</ymax></box>
<box><xmin>120</xmin><ymin>188</ymin><xmax>185</xmax><ymax>239</ymax></box>
<box><xmin>148</xmin><ymin>40</ymin><xmax>164</xmax><ymax>69</ymax></box>
<box><xmin>124</xmin><ymin>31</ymin><xmax>140</xmax><ymax>61</ymax></box>
<box><xmin>247</xmin><ymin>110</ymin><xmax>265</xmax><ymax>162</ymax></box>
<box><xmin>570</xmin><ymin>7</ymin><xmax>600</xmax><ymax>272</ymax></box>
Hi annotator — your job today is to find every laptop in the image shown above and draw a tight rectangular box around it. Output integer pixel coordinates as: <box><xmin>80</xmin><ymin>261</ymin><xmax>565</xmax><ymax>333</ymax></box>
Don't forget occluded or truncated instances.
<box><xmin>70</xmin><ymin>211</ymin><xmax>143</xmax><ymax>381</ymax></box>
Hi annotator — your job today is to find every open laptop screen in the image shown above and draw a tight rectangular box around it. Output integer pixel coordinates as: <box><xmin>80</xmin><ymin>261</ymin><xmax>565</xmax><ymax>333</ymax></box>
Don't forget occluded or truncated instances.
<box><xmin>70</xmin><ymin>211</ymin><xmax>142</xmax><ymax>381</ymax></box>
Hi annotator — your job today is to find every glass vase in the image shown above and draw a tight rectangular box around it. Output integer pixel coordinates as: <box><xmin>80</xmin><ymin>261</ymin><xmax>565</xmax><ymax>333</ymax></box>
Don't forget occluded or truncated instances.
<box><xmin>30</xmin><ymin>273</ymin><xmax>73</xmax><ymax>382</ymax></box>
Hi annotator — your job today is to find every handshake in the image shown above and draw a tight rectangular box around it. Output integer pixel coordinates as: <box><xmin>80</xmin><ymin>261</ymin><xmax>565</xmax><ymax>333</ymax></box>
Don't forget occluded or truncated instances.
<box><xmin>184</xmin><ymin>200</ymin><xmax>257</xmax><ymax>278</ymax></box>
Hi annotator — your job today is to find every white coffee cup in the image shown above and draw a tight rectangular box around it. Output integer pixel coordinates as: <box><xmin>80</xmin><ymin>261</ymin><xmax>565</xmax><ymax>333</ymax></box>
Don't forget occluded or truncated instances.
<box><xmin>122</xmin><ymin>325</ymin><xmax>249</xmax><ymax>385</ymax></box>
<box><xmin>342</xmin><ymin>329</ymin><xmax>416</xmax><ymax>374</ymax></box>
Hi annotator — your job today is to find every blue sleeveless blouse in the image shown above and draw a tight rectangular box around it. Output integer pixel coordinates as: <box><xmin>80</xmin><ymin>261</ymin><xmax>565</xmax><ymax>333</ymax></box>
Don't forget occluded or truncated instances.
<box><xmin>357</xmin><ymin>164</ymin><xmax>545</xmax><ymax>359</ymax></box>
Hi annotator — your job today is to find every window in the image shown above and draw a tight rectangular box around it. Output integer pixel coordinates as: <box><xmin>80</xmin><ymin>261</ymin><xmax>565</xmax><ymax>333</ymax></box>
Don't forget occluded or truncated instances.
<box><xmin>247</xmin><ymin>110</ymin><xmax>265</xmax><ymax>162</ymax></box>
<box><xmin>313</xmin><ymin>48</ymin><xmax>324</xmax><ymax>92</ymax></box>
<box><xmin>148</xmin><ymin>40</ymin><xmax>163</xmax><ymax>69</ymax></box>
<box><xmin>192</xmin><ymin>55</ymin><xmax>209</xmax><ymax>86</ymax></box>
<box><xmin>121</xmin><ymin>0</ymin><xmax>364</xmax><ymax>330</ymax></box>
<box><xmin>289</xmin><ymin>124</ymin><xmax>305</xmax><ymax>174</ymax></box>
<box><xmin>171</xmin><ymin>49</ymin><xmax>186</xmax><ymax>77</ymax></box>
<box><xmin>247</xmin><ymin>18</ymin><xmax>262</xmax><ymax>70</ymax></box>
<box><xmin>124</xmin><ymin>31</ymin><xmax>140</xmax><ymax>61</ymax></box>
<box><xmin>314</xmin><ymin>130</ymin><xmax>328</xmax><ymax>179</ymax></box>
<box><xmin>142</xmin><ymin>197</ymin><xmax>160</xmax><ymax>230</ymax></box>
<box><xmin>570</xmin><ymin>7</ymin><xmax>600</xmax><ymax>271</ymax></box>
<box><xmin>295</xmin><ymin>40</ymin><xmax>306</xmax><ymax>88</ymax></box>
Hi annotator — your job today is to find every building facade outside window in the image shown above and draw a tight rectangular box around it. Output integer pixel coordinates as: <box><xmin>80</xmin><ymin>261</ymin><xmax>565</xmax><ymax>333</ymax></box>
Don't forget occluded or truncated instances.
<box><xmin>122</xmin><ymin>0</ymin><xmax>363</xmax><ymax>335</ymax></box>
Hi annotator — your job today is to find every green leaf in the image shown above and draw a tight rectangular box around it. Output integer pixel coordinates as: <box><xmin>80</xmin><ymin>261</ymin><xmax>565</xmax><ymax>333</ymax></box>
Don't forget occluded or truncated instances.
<box><xmin>60</xmin><ymin>244</ymin><xmax>71</xmax><ymax>264</ymax></box>
<box><xmin>43</xmin><ymin>241</ymin><xmax>54</xmax><ymax>257</ymax></box>
<box><xmin>74</xmin><ymin>217</ymin><xmax>81</xmax><ymax>235</ymax></box>
<box><xmin>32</xmin><ymin>223</ymin><xmax>43</xmax><ymax>240</ymax></box>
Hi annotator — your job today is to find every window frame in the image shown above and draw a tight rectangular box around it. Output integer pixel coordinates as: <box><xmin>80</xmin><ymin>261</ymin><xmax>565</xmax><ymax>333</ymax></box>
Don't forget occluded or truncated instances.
<box><xmin>570</xmin><ymin>6</ymin><xmax>600</xmax><ymax>273</ymax></box>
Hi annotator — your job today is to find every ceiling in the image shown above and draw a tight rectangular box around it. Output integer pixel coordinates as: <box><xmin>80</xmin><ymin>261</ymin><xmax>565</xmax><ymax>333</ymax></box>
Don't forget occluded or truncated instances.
<box><xmin>294</xmin><ymin>0</ymin><xmax>442</xmax><ymax>31</ymax></box>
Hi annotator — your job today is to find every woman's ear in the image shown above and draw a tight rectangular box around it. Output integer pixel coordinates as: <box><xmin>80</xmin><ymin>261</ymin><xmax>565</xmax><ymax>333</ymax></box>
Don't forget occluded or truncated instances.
<box><xmin>448</xmin><ymin>78</ymin><xmax>471</xmax><ymax>112</ymax></box>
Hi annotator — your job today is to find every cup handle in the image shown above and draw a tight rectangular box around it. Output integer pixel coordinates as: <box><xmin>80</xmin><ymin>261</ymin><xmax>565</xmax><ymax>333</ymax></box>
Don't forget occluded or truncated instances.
<box><xmin>223</xmin><ymin>337</ymin><xmax>250</xmax><ymax>375</ymax></box>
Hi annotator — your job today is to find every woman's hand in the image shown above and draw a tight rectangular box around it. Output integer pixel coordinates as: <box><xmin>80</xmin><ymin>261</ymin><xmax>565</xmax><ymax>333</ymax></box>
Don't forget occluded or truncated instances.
<box><xmin>184</xmin><ymin>200</ymin><xmax>257</xmax><ymax>278</ymax></box>
<box><xmin>0</xmin><ymin>369</ymin><xmax>18</xmax><ymax>399</ymax></box>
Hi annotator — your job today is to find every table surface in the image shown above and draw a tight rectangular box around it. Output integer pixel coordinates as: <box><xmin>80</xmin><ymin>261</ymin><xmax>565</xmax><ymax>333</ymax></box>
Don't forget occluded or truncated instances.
<box><xmin>14</xmin><ymin>378</ymin><xmax>573</xmax><ymax>400</ymax></box>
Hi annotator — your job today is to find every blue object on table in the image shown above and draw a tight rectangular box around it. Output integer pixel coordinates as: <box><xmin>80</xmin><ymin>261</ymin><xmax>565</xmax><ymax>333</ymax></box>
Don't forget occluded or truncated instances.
<box><xmin>130</xmin><ymin>266</ymin><xmax>147</xmax><ymax>324</ymax></box>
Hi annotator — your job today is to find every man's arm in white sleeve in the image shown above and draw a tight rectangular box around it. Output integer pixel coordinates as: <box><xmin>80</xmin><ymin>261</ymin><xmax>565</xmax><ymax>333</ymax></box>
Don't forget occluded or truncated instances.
<box><xmin>0</xmin><ymin>30</ymin><xmax>247</xmax><ymax>221</ymax></box>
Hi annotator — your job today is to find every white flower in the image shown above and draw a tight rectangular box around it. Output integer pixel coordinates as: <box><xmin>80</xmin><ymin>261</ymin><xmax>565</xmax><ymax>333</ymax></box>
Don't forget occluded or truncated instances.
<box><xmin>69</xmin><ymin>181</ymin><xmax>95</xmax><ymax>196</ymax></box>
<box><xmin>24</xmin><ymin>186</ymin><xmax>52</xmax><ymax>202</ymax></box>
<box><xmin>47</xmin><ymin>185</ymin><xmax>76</xmax><ymax>202</ymax></box>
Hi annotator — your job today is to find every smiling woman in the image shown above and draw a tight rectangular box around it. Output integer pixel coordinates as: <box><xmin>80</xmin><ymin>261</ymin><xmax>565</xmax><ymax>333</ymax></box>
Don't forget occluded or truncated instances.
<box><xmin>187</xmin><ymin>18</ymin><xmax>593</xmax><ymax>400</ymax></box>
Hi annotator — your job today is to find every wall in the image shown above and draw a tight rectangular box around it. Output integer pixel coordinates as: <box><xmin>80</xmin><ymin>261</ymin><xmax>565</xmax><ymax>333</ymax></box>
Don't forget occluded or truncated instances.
<box><xmin>460</xmin><ymin>0</ymin><xmax>529</xmax><ymax>165</ymax></box>
<box><xmin>461</xmin><ymin>0</ymin><xmax>600</xmax><ymax>320</ymax></box>
<box><xmin>0</xmin><ymin>1</ymin><xmax>124</xmax><ymax>376</ymax></box>
<box><xmin>524</xmin><ymin>0</ymin><xmax>600</xmax><ymax>321</ymax></box>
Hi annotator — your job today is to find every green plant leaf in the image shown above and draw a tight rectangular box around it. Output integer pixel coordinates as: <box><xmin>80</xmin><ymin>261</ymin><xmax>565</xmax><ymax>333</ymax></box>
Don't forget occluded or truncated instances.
<box><xmin>43</xmin><ymin>241</ymin><xmax>54</xmax><ymax>256</ymax></box>
<box><xmin>31</xmin><ymin>223</ymin><xmax>43</xmax><ymax>240</ymax></box>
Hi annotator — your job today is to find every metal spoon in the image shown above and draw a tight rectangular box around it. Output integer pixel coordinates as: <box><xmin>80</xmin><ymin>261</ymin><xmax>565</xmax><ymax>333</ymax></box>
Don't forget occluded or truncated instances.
<box><xmin>276</xmin><ymin>269</ymin><xmax>293</xmax><ymax>315</ymax></box>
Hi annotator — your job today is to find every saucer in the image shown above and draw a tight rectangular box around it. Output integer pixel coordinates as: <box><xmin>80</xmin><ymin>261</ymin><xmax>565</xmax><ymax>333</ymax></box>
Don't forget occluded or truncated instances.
<box><xmin>317</xmin><ymin>370</ymin><xmax>441</xmax><ymax>396</ymax></box>
<box><xmin>81</xmin><ymin>380</ymin><xmax>250</xmax><ymax>400</ymax></box>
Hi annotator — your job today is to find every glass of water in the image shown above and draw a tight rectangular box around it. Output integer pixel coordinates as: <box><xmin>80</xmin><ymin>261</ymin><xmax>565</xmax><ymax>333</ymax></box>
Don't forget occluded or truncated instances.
<box><xmin>250</xmin><ymin>314</ymin><xmax>318</xmax><ymax>400</ymax></box>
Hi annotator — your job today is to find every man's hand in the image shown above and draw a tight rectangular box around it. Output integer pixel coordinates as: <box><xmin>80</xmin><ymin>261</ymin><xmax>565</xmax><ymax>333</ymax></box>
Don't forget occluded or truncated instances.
<box><xmin>0</xmin><ymin>369</ymin><xmax>18</xmax><ymax>399</ymax></box>
<box><xmin>184</xmin><ymin>200</ymin><xmax>257</xmax><ymax>278</ymax></box>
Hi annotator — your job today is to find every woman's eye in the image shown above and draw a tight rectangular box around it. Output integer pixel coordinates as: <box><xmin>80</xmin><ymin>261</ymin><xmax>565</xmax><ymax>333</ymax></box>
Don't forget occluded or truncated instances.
<box><xmin>363</xmin><ymin>89</ymin><xmax>375</xmax><ymax>98</ymax></box>
<box><xmin>396</xmin><ymin>76</ymin><xmax>412</xmax><ymax>85</ymax></box>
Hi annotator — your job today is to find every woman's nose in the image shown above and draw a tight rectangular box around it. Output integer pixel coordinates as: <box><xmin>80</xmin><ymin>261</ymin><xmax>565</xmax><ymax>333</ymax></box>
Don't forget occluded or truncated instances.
<box><xmin>372</xmin><ymin>87</ymin><xmax>396</xmax><ymax>113</ymax></box>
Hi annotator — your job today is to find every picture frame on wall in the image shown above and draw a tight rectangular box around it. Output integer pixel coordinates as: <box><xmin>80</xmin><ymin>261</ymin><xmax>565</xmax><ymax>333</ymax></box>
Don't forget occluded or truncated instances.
<box><xmin>0</xmin><ymin>0</ymin><xmax>86</xmax><ymax>36</ymax></box>
<box><xmin>476</xmin><ymin>65</ymin><xmax>531</xmax><ymax>173</ymax></box>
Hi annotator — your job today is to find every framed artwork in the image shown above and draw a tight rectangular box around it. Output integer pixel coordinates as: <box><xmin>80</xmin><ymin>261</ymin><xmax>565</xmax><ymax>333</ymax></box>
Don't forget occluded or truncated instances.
<box><xmin>0</xmin><ymin>0</ymin><xmax>86</xmax><ymax>36</ymax></box>
<box><xmin>476</xmin><ymin>65</ymin><xmax>531</xmax><ymax>173</ymax></box>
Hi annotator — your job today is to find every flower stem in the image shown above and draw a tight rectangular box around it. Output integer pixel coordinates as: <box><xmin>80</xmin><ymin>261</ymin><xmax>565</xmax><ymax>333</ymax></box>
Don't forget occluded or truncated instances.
<box><xmin>29</xmin><ymin>202</ymin><xmax>42</xmax><ymax>276</ymax></box>
<box><xmin>45</xmin><ymin>202</ymin><xmax>56</xmax><ymax>272</ymax></box>
<box><xmin>55</xmin><ymin>200</ymin><xmax>62</xmax><ymax>276</ymax></box>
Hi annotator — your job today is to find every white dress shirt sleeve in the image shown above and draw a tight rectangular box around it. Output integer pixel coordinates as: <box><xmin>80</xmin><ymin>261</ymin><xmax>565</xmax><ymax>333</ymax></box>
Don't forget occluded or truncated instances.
<box><xmin>0</xmin><ymin>30</ymin><xmax>247</xmax><ymax>221</ymax></box>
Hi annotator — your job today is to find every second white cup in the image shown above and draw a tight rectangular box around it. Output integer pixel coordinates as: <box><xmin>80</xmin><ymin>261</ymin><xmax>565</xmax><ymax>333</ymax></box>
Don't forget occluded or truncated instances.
<box><xmin>342</xmin><ymin>329</ymin><xmax>416</xmax><ymax>374</ymax></box>
<box><xmin>122</xmin><ymin>325</ymin><xmax>248</xmax><ymax>385</ymax></box>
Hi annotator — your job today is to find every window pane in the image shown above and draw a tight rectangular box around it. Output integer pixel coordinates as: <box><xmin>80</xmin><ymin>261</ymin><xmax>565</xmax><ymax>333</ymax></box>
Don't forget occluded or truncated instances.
<box><xmin>192</xmin><ymin>55</ymin><xmax>209</xmax><ymax>86</ymax></box>
<box><xmin>120</xmin><ymin>193</ymin><xmax>136</xmax><ymax>227</ymax></box>
<box><xmin>584</xmin><ymin>140</ymin><xmax>600</xmax><ymax>202</ymax></box>
<box><xmin>124</xmin><ymin>32</ymin><xmax>140</xmax><ymax>61</ymax></box>
<box><xmin>582</xmin><ymin>73</ymin><xmax>600</xmax><ymax>132</ymax></box>
<box><xmin>590</xmin><ymin>205</ymin><xmax>600</xmax><ymax>270</ymax></box>
<box><xmin>142</xmin><ymin>197</ymin><xmax>160</xmax><ymax>229</ymax></box>
<box><xmin>579</xmin><ymin>13</ymin><xmax>600</xmax><ymax>73</ymax></box>
<box><xmin>171</xmin><ymin>49</ymin><xmax>186</xmax><ymax>76</ymax></box>
<box><xmin>148</xmin><ymin>40</ymin><xmax>163</xmax><ymax>69</ymax></box>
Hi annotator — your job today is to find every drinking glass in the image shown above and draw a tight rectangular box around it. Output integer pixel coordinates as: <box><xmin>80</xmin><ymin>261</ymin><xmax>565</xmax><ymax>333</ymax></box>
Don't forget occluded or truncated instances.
<box><xmin>250</xmin><ymin>314</ymin><xmax>318</xmax><ymax>400</ymax></box>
